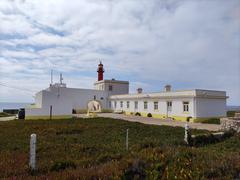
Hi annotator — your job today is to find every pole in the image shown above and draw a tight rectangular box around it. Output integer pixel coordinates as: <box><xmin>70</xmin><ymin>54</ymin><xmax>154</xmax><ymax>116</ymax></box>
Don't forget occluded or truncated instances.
<box><xmin>126</xmin><ymin>129</ymin><xmax>129</xmax><ymax>151</ymax></box>
<box><xmin>50</xmin><ymin>105</ymin><xmax>52</xmax><ymax>120</ymax></box>
<box><xmin>51</xmin><ymin>70</ymin><xmax>53</xmax><ymax>85</ymax></box>
<box><xmin>29</xmin><ymin>134</ymin><xmax>37</xmax><ymax>170</ymax></box>
<box><xmin>184</xmin><ymin>123</ymin><xmax>189</xmax><ymax>145</ymax></box>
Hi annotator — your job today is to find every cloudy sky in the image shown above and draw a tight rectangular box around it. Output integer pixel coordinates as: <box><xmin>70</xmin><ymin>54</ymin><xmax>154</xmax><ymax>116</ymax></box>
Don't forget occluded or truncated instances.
<box><xmin>0</xmin><ymin>0</ymin><xmax>239</xmax><ymax>105</ymax></box>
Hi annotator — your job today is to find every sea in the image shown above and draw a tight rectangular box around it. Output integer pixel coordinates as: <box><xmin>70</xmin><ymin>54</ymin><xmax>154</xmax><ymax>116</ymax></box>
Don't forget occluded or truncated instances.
<box><xmin>0</xmin><ymin>102</ymin><xmax>31</xmax><ymax>112</ymax></box>
<box><xmin>227</xmin><ymin>106</ymin><xmax>240</xmax><ymax>111</ymax></box>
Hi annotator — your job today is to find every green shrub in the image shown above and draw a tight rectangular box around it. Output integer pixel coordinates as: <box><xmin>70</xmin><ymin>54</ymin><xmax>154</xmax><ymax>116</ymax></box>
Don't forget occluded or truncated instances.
<box><xmin>147</xmin><ymin>113</ymin><xmax>152</xmax><ymax>117</ymax></box>
<box><xmin>190</xmin><ymin>131</ymin><xmax>235</xmax><ymax>147</ymax></box>
<box><xmin>191</xmin><ymin>134</ymin><xmax>216</xmax><ymax>146</ymax></box>
<box><xmin>135</xmin><ymin>112</ymin><xmax>141</xmax><ymax>116</ymax></box>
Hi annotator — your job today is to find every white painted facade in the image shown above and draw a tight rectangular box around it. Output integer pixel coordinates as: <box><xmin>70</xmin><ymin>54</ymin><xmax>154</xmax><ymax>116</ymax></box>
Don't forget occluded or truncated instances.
<box><xmin>25</xmin><ymin>66</ymin><xmax>228</xmax><ymax>121</ymax></box>
<box><xmin>25</xmin><ymin>79</ymin><xmax>129</xmax><ymax>119</ymax></box>
<box><xmin>94</xmin><ymin>79</ymin><xmax>129</xmax><ymax>96</ymax></box>
<box><xmin>109</xmin><ymin>89</ymin><xmax>227</xmax><ymax>121</ymax></box>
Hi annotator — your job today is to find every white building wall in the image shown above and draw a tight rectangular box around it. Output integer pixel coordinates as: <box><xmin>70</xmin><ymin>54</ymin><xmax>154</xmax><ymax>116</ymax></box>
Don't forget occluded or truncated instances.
<box><xmin>111</xmin><ymin>97</ymin><xmax>195</xmax><ymax>119</ymax></box>
<box><xmin>170</xmin><ymin>98</ymin><xmax>195</xmax><ymax>118</ymax></box>
<box><xmin>110</xmin><ymin>89</ymin><xmax>227</xmax><ymax>120</ymax></box>
<box><xmin>26</xmin><ymin>81</ymin><xmax>227</xmax><ymax>121</ymax></box>
<box><xmin>45</xmin><ymin>87</ymin><xmax>109</xmax><ymax>109</ymax></box>
<box><xmin>35</xmin><ymin>91</ymin><xmax>43</xmax><ymax>107</ymax></box>
<box><xmin>25</xmin><ymin>89</ymin><xmax>73</xmax><ymax>117</ymax></box>
<box><xmin>26</xmin><ymin>86</ymin><xmax>109</xmax><ymax>118</ymax></box>
<box><xmin>94</xmin><ymin>80</ymin><xmax>129</xmax><ymax>96</ymax></box>
<box><xmin>195</xmin><ymin>98</ymin><xmax>226</xmax><ymax>118</ymax></box>
<box><xmin>105</xmin><ymin>82</ymin><xmax>129</xmax><ymax>96</ymax></box>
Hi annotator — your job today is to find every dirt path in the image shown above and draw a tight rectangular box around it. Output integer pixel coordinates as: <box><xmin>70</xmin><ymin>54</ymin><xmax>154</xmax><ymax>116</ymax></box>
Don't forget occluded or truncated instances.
<box><xmin>74</xmin><ymin>113</ymin><xmax>221</xmax><ymax>131</ymax></box>
<box><xmin>0</xmin><ymin>116</ymin><xmax>16</xmax><ymax>121</ymax></box>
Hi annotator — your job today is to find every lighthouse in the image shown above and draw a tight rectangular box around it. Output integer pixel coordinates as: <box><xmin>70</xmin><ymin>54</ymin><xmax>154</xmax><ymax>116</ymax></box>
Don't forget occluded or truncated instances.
<box><xmin>97</xmin><ymin>61</ymin><xmax>104</xmax><ymax>81</ymax></box>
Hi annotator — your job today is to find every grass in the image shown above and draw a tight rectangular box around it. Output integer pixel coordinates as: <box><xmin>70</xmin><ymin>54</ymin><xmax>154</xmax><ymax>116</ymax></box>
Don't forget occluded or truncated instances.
<box><xmin>227</xmin><ymin>111</ymin><xmax>238</xmax><ymax>117</ymax></box>
<box><xmin>0</xmin><ymin>112</ymin><xmax>13</xmax><ymax>117</ymax></box>
<box><xmin>195</xmin><ymin>118</ymin><xmax>220</xmax><ymax>124</ymax></box>
<box><xmin>0</xmin><ymin>117</ymin><xmax>239</xmax><ymax>179</ymax></box>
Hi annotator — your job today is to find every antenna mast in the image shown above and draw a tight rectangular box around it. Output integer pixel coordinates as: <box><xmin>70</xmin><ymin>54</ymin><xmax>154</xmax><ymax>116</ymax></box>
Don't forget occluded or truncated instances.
<box><xmin>51</xmin><ymin>70</ymin><xmax>53</xmax><ymax>85</ymax></box>
<box><xmin>60</xmin><ymin>73</ymin><xmax>63</xmax><ymax>84</ymax></box>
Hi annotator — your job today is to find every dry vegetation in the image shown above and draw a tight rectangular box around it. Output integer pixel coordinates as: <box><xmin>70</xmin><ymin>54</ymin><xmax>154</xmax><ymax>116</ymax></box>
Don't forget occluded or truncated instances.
<box><xmin>0</xmin><ymin>117</ymin><xmax>239</xmax><ymax>179</ymax></box>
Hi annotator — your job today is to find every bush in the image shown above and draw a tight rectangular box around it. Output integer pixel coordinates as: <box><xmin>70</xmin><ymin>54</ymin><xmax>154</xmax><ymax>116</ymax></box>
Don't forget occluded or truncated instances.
<box><xmin>190</xmin><ymin>134</ymin><xmax>216</xmax><ymax>146</ymax></box>
<box><xmin>147</xmin><ymin>113</ymin><xmax>152</xmax><ymax>117</ymax></box>
<box><xmin>186</xmin><ymin>116</ymin><xmax>192</xmax><ymax>122</ymax></box>
<box><xmin>135</xmin><ymin>112</ymin><xmax>141</xmax><ymax>116</ymax></box>
<box><xmin>190</xmin><ymin>131</ymin><xmax>235</xmax><ymax>147</ymax></box>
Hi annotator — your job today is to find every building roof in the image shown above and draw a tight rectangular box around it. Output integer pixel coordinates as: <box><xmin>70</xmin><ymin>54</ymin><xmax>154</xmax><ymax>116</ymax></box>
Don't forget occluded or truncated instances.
<box><xmin>94</xmin><ymin>79</ymin><xmax>129</xmax><ymax>85</ymax></box>
<box><xmin>109</xmin><ymin>89</ymin><xmax>227</xmax><ymax>100</ymax></box>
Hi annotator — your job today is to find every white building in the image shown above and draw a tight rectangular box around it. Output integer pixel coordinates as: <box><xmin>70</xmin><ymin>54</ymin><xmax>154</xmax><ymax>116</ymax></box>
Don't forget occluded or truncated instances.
<box><xmin>109</xmin><ymin>88</ymin><xmax>227</xmax><ymax>122</ymax></box>
<box><xmin>25</xmin><ymin>62</ymin><xmax>228</xmax><ymax>122</ymax></box>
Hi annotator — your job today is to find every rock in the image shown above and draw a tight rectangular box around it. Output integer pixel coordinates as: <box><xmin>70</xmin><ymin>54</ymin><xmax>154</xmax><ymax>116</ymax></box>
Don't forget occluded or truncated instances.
<box><xmin>220</xmin><ymin>117</ymin><xmax>240</xmax><ymax>133</ymax></box>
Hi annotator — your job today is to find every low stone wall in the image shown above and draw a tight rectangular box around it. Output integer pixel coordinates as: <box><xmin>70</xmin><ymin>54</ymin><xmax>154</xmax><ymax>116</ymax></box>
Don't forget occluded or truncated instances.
<box><xmin>220</xmin><ymin>118</ymin><xmax>240</xmax><ymax>133</ymax></box>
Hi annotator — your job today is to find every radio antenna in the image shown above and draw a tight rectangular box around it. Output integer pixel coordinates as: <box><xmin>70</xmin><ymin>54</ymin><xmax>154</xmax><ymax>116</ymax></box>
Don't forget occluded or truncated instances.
<box><xmin>51</xmin><ymin>70</ymin><xmax>53</xmax><ymax>85</ymax></box>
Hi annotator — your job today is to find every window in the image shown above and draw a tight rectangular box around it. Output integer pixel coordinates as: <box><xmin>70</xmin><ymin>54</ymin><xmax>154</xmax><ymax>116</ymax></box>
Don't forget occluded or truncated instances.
<box><xmin>109</xmin><ymin>85</ymin><xmax>113</xmax><ymax>91</ymax></box>
<box><xmin>154</xmin><ymin>102</ymin><xmax>158</xmax><ymax>110</ymax></box>
<box><xmin>167</xmin><ymin>101</ymin><xmax>172</xmax><ymax>111</ymax></box>
<box><xmin>109</xmin><ymin>101</ymin><xmax>111</xmax><ymax>108</ymax></box>
<box><xmin>183</xmin><ymin>101</ymin><xmax>189</xmax><ymax>112</ymax></box>
<box><xmin>120</xmin><ymin>101</ymin><xmax>123</xmax><ymax>108</ymax></box>
<box><xmin>127</xmin><ymin>101</ymin><xmax>130</xmax><ymax>108</ymax></box>
<box><xmin>134</xmin><ymin>101</ymin><xmax>138</xmax><ymax>109</ymax></box>
<box><xmin>144</xmin><ymin>101</ymin><xmax>148</xmax><ymax>110</ymax></box>
<box><xmin>114</xmin><ymin>101</ymin><xmax>117</xmax><ymax>108</ymax></box>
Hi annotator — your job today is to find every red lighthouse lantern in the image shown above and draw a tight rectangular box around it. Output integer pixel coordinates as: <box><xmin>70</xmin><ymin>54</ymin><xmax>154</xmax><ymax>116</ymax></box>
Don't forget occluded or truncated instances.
<box><xmin>97</xmin><ymin>61</ymin><xmax>104</xmax><ymax>81</ymax></box>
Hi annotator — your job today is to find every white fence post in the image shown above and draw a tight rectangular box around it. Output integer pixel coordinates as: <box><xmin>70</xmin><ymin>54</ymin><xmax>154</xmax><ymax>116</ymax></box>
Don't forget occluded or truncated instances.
<box><xmin>184</xmin><ymin>123</ymin><xmax>189</xmax><ymax>145</ymax></box>
<box><xmin>126</xmin><ymin>129</ymin><xmax>129</xmax><ymax>151</ymax></box>
<box><xmin>29</xmin><ymin>133</ymin><xmax>37</xmax><ymax>170</ymax></box>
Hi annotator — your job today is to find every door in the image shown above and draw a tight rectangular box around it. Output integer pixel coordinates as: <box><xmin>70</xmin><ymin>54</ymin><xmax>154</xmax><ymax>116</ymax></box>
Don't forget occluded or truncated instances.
<box><xmin>166</xmin><ymin>101</ymin><xmax>172</xmax><ymax>117</ymax></box>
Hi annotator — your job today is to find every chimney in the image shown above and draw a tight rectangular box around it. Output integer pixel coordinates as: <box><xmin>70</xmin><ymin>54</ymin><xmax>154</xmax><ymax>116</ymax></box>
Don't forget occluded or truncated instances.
<box><xmin>164</xmin><ymin>85</ymin><xmax>171</xmax><ymax>92</ymax></box>
<box><xmin>137</xmin><ymin>88</ymin><xmax>143</xmax><ymax>94</ymax></box>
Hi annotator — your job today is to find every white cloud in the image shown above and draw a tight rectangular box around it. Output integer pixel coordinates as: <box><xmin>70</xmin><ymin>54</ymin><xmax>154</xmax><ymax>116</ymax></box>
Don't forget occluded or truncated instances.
<box><xmin>0</xmin><ymin>0</ymin><xmax>239</xmax><ymax>105</ymax></box>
